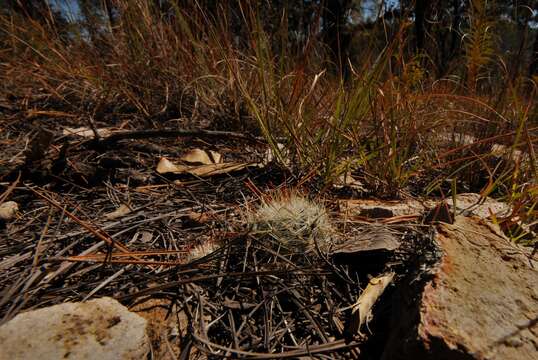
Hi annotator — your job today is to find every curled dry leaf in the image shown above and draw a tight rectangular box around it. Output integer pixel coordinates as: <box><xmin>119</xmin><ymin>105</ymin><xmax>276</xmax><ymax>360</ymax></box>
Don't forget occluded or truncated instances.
<box><xmin>0</xmin><ymin>201</ymin><xmax>19</xmax><ymax>220</ymax></box>
<box><xmin>137</xmin><ymin>231</ymin><xmax>153</xmax><ymax>243</ymax></box>
<box><xmin>208</xmin><ymin>150</ymin><xmax>222</xmax><ymax>164</ymax></box>
<box><xmin>156</xmin><ymin>157</ymin><xmax>257</xmax><ymax>177</ymax></box>
<box><xmin>156</xmin><ymin>157</ymin><xmax>180</xmax><ymax>174</ymax></box>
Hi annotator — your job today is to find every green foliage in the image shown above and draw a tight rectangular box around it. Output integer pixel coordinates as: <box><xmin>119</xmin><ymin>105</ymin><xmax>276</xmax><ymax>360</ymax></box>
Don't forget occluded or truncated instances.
<box><xmin>463</xmin><ymin>0</ymin><xmax>496</xmax><ymax>92</ymax></box>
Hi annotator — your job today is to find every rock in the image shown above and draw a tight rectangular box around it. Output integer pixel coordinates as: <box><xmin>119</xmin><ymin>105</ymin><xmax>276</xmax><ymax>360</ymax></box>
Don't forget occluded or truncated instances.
<box><xmin>424</xmin><ymin>193</ymin><xmax>512</xmax><ymax>223</ymax></box>
<box><xmin>340</xmin><ymin>194</ymin><xmax>511</xmax><ymax>222</ymax></box>
<box><xmin>0</xmin><ymin>201</ymin><xmax>18</xmax><ymax>221</ymax></box>
<box><xmin>436</xmin><ymin>132</ymin><xmax>533</xmax><ymax>165</ymax></box>
<box><xmin>0</xmin><ymin>297</ymin><xmax>149</xmax><ymax>360</ymax></box>
<box><xmin>423</xmin><ymin>202</ymin><xmax>453</xmax><ymax>224</ymax></box>
<box><xmin>339</xmin><ymin>199</ymin><xmax>426</xmax><ymax>218</ymax></box>
<box><xmin>383</xmin><ymin>217</ymin><xmax>538</xmax><ymax>360</ymax></box>
<box><xmin>442</xmin><ymin>193</ymin><xmax>511</xmax><ymax>219</ymax></box>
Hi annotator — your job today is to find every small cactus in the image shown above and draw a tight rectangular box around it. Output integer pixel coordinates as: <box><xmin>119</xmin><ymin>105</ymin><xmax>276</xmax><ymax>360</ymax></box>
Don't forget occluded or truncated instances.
<box><xmin>250</xmin><ymin>194</ymin><xmax>334</xmax><ymax>253</ymax></box>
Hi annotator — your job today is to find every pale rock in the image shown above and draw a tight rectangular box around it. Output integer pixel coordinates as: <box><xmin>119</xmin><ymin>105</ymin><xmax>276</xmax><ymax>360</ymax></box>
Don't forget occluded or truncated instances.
<box><xmin>0</xmin><ymin>297</ymin><xmax>149</xmax><ymax>360</ymax></box>
<box><xmin>339</xmin><ymin>198</ymin><xmax>426</xmax><ymax>218</ymax></box>
<box><xmin>0</xmin><ymin>201</ymin><xmax>18</xmax><ymax>220</ymax></box>
<box><xmin>448</xmin><ymin>193</ymin><xmax>511</xmax><ymax>219</ymax></box>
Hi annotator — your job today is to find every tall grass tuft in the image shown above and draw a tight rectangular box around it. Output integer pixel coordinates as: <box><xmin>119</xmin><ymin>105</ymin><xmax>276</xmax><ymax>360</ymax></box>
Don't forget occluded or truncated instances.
<box><xmin>0</xmin><ymin>1</ymin><xmax>535</xmax><ymax>242</ymax></box>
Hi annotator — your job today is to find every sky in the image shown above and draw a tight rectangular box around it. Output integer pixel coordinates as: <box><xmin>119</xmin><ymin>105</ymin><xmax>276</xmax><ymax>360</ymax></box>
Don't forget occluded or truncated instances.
<box><xmin>48</xmin><ymin>0</ymin><xmax>82</xmax><ymax>23</ymax></box>
<box><xmin>48</xmin><ymin>0</ymin><xmax>402</xmax><ymax>23</ymax></box>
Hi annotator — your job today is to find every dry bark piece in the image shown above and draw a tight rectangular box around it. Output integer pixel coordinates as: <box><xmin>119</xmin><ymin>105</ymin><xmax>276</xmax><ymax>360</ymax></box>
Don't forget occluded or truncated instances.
<box><xmin>332</xmin><ymin>225</ymin><xmax>401</xmax><ymax>254</ymax></box>
<box><xmin>26</xmin><ymin>110</ymin><xmax>77</xmax><ymax>119</ymax></box>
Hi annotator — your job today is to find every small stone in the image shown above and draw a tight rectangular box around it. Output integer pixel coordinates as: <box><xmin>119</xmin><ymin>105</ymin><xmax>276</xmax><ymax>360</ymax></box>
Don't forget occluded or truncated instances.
<box><xmin>0</xmin><ymin>201</ymin><xmax>18</xmax><ymax>221</ymax></box>
<box><xmin>0</xmin><ymin>297</ymin><xmax>149</xmax><ymax>360</ymax></box>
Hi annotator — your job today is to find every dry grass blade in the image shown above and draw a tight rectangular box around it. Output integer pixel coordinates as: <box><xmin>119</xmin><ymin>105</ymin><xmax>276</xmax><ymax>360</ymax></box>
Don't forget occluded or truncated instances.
<box><xmin>28</xmin><ymin>186</ymin><xmax>131</xmax><ymax>254</ymax></box>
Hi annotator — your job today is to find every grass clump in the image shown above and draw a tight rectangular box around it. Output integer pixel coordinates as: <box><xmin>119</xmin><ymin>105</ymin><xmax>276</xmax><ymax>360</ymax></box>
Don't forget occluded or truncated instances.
<box><xmin>0</xmin><ymin>1</ymin><xmax>536</xmax><ymax>243</ymax></box>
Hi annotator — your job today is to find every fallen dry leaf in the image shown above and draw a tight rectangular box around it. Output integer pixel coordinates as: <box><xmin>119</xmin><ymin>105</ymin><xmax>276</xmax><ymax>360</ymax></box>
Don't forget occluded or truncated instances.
<box><xmin>104</xmin><ymin>204</ymin><xmax>132</xmax><ymax>220</ymax></box>
<box><xmin>136</xmin><ymin>231</ymin><xmax>153</xmax><ymax>243</ymax></box>
<box><xmin>208</xmin><ymin>150</ymin><xmax>222</xmax><ymax>164</ymax></box>
<box><xmin>0</xmin><ymin>201</ymin><xmax>19</xmax><ymax>220</ymax></box>
<box><xmin>63</xmin><ymin>127</ymin><xmax>113</xmax><ymax>138</ymax></box>
<box><xmin>181</xmin><ymin>148</ymin><xmax>222</xmax><ymax>165</ymax></box>
<box><xmin>347</xmin><ymin>272</ymin><xmax>394</xmax><ymax>336</ymax></box>
<box><xmin>156</xmin><ymin>157</ymin><xmax>256</xmax><ymax>176</ymax></box>
<box><xmin>156</xmin><ymin>157</ymin><xmax>182</xmax><ymax>174</ymax></box>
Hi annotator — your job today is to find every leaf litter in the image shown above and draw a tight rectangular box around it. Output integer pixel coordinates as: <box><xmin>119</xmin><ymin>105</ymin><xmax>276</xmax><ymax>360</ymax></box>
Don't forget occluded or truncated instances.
<box><xmin>0</xmin><ymin>117</ymin><xmax>439</xmax><ymax>359</ymax></box>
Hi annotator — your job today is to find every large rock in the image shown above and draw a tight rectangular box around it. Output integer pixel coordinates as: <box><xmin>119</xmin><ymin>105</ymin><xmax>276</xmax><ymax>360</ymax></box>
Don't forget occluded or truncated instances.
<box><xmin>340</xmin><ymin>194</ymin><xmax>511</xmax><ymax>221</ymax></box>
<box><xmin>0</xmin><ymin>297</ymin><xmax>149</xmax><ymax>360</ymax></box>
<box><xmin>339</xmin><ymin>198</ymin><xmax>426</xmax><ymax>218</ymax></box>
<box><xmin>449</xmin><ymin>193</ymin><xmax>511</xmax><ymax>218</ymax></box>
<box><xmin>384</xmin><ymin>217</ymin><xmax>538</xmax><ymax>359</ymax></box>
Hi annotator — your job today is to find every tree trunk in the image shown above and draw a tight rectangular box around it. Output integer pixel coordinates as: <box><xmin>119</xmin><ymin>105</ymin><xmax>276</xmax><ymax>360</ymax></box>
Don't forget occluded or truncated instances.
<box><xmin>510</xmin><ymin>11</ymin><xmax>531</xmax><ymax>82</ymax></box>
<box><xmin>322</xmin><ymin>0</ymin><xmax>352</xmax><ymax>78</ymax></box>
<box><xmin>529</xmin><ymin>32</ymin><xmax>538</xmax><ymax>78</ymax></box>
<box><xmin>414</xmin><ymin>0</ymin><xmax>426</xmax><ymax>52</ymax></box>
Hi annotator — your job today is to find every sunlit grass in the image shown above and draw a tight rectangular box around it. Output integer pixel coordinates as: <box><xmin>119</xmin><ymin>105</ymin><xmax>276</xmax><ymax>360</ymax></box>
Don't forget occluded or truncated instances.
<box><xmin>0</xmin><ymin>1</ymin><xmax>535</xmax><ymax>243</ymax></box>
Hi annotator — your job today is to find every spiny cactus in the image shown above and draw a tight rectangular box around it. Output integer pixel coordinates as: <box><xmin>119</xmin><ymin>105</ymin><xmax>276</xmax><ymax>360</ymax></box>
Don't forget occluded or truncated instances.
<box><xmin>250</xmin><ymin>194</ymin><xmax>334</xmax><ymax>253</ymax></box>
